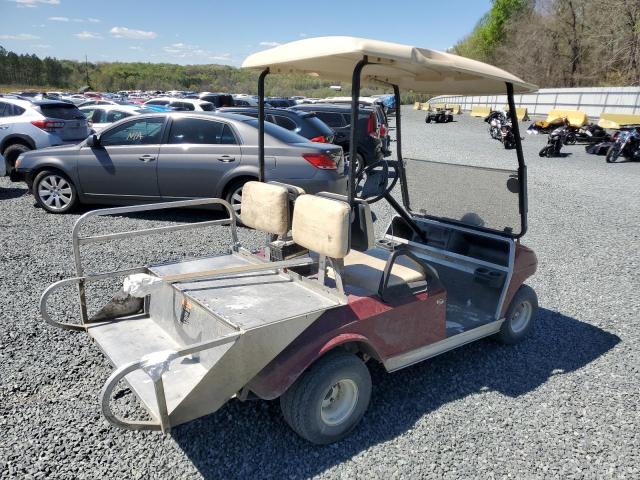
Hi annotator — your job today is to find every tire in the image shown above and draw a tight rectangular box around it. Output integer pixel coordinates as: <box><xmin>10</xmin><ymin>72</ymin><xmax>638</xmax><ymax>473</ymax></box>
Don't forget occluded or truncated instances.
<box><xmin>425</xmin><ymin>116</ymin><xmax>431</xmax><ymax>123</ymax></box>
<box><xmin>539</xmin><ymin>146</ymin><xmax>550</xmax><ymax>157</ymax></box>
<box><xmin>33</xmin><ymin>169</ymin><xmax>79</xmax><ymax>214</ymax></box>
<box><xmin>280</xmin><ymin>350</ymin><xmax>372</xmax><ymax>444</ymax></box>
<box><xmin>353</xmin><ymin>153</ymin><xmax>365</xmax><ymax>177</ymax></box>
<box><xmin>496</xmin><ymin>284</ymin><xmax>538</xmax><ymax>345</ymax></box>
<box><xmin>224</xmin><ymin>177</ymin><xmax>252</xmax><ymax>217</ymax></box>
<box><xmin>565</xmin><ymin>132</ymin><xmax>577</xmax><ymax>145</ymax></box>
<box><xmin>605</xmin><ymin>144</ymin><xmax>622</xmax><ymax>163</ymax></box>
<box><xmin>2</xmin><ymin>143</ymin><xmax>31</xmax><ymax>173</ymax></box>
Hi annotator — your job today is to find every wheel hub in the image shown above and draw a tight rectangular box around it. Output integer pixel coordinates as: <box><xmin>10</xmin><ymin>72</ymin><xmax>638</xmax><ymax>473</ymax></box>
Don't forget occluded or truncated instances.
<box><xmin>320</xmin><ymin>379</ymin><xmax>359</xmax><ymax>426</ymax></box>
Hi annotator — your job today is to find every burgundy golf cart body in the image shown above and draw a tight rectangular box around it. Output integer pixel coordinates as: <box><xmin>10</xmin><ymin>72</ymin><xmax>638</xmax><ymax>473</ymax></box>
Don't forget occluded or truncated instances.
<box><xmin>40</xmin><ymin>36</ymin><xmax>539</xmax><ymax>444</ymax></box>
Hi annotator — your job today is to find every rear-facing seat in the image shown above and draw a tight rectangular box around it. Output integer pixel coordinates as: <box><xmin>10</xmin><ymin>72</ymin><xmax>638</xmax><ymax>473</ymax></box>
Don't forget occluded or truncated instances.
<box><xmin>240</xmin><ymin>181</ymin><xmax>304</xmax><ymax>237</ymax></box>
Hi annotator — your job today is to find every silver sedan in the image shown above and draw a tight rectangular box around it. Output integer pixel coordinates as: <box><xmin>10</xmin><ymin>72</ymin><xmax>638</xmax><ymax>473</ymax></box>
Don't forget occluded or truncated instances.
<box><xmin>13</xmin><ymin>112</ymin><xmax>347</xmax><ymax>213</ymax></box>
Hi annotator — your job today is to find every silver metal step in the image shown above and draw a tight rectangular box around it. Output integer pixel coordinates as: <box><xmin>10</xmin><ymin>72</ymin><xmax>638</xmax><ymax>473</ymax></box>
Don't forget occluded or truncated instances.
<box><xmin>87</xmin><ymin>316</ymin><xmax>232</xmax><ymax>420</ymax></box>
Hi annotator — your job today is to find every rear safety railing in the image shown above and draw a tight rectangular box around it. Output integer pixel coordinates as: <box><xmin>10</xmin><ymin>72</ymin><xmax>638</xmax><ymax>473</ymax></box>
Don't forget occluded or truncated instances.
<box><xmin>40</xmin><ymin>198</ymin><xmax>239</xmax><ymax>331</ymax></box>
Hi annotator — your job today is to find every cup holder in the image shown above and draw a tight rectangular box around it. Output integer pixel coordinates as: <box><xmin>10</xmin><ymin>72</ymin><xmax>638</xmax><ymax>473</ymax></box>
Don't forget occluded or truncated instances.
<box><xmin>474</xmin><ymin>267</ymin><xmax>505</xmax><ymax>288</ymax></box>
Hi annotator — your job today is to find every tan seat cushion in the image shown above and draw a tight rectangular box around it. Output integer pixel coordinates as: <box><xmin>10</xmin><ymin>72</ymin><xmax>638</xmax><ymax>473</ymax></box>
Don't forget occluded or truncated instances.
<box><xmin>292</xmin><ymin>195</ymin><xmax>350</xmax><ymax>259</ymax></box>
<box><xmin>240</xmin><ymin>181</ymin><xmax>289</xmax><ymax>235</ymax></box>
<box><xmin>328</xmin><ymin>248</ymin><xmax>425</xmax><ymax>293</ymax></box>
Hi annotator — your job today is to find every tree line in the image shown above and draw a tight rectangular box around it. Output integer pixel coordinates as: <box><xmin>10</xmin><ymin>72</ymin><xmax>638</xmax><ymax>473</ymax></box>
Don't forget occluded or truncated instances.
<box><xmin>454</xmin><ymin>0</ymin><xmax>640</xmax><ymax>87</ymax></box>
<box><xmin>0</xmin><ymin>46</ymin><xmax>431</xmax><ymax>103</ymax></box>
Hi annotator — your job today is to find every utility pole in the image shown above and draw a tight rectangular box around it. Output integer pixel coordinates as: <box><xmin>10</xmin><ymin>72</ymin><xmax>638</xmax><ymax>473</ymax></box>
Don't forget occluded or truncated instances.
<box><xmin>85</xmin><ymin>54</ymin><xmax>90</xmax><ymax>89</ymax></box>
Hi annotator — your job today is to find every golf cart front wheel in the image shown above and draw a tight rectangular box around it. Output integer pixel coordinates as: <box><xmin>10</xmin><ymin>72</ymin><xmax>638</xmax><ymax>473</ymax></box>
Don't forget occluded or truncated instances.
<box><xmin>280</xmin><ymin>350</ymin><xmax>371</xmax><ymax>444</ymax></box>
<box><xmin>496</xmin><ymin>284</ymin><xmax>538</xmax><ymax>345</ymax></box>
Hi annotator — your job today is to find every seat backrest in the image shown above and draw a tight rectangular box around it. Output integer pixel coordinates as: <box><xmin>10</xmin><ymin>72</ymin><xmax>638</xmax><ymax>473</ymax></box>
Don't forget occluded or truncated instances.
<box><xmin>240</xmin><ymin>181</ymin><xmax>290</xmax><ymax>235</ymax></box>
<box><xmin>314</xmin><ymin>192</ymin><xmax>374</xmax><ymax>252</ymax></box>
<box><xmin>292</xmin><ymin>195</ymin><xmax>350</xmax><ymax>259</ymax></box>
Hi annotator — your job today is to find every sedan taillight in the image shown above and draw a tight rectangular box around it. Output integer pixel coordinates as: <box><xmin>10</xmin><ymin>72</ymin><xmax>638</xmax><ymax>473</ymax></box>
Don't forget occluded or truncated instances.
<box><xmin>31</xmin><ymin>119</ymin><xmax>65</xmax><ymax>132</ymax></box>
<box><xmin>302</xmin><ymin>153</ymin><xmax>337</xmax><ymax>170</ymax></box>
<box><xmin>367</xmin><ymin>112</ymin><xmax>378</xmax><ymax>138</ymax></box>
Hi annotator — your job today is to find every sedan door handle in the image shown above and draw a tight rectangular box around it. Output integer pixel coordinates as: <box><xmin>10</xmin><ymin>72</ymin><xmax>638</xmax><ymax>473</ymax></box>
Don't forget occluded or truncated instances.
<box><xmin>138</xmin><ymin>155</ymin><xmax>156</xmax><ymax>162</ymax></box>
<box><xmin>216</xmin><ymin>155</ymin><xmax>235</xmax><ymax>162</ymax></box>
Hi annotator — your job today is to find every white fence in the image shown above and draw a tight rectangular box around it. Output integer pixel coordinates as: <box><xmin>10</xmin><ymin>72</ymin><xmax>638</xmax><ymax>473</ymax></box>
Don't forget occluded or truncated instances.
<box><xmin>430</xmin><ymin>87</ymin><xmax>640</xmax><ymax>118</ymax></box>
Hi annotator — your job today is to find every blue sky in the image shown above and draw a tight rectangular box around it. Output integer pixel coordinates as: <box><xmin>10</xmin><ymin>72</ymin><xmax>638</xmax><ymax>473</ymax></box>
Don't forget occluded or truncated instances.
<box><xmin>0</xmin><ymin>0</ymin><xmax>491</xmax><ymax>65</ymax></box>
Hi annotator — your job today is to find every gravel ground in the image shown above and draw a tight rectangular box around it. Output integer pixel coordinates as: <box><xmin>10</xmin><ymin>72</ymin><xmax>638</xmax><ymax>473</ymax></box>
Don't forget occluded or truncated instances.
<box><xmin>1</xmin><ymin>107</ymin><xmax>639</xmax><ymax>479</ymax></box>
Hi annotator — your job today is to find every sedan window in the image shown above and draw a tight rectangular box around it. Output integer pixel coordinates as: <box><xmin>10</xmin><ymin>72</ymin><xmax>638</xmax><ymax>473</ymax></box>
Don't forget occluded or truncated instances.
<box><xmin>0</xmin><ymin>102</ymin><xmax>8</xmax><ymax>117</ymax></box>
<box><xmin>170</xmin><ymin>102</ymin><xmax>195</xmax><ymax>111</ymax></box>
<box><xmin>273</xmin><ymin>115</ymin><xmax>298</xmax><ymax>131</ymax></box>
<box><xmin>168</xmin><ymin>118</ymin><xmax>238</xmax><ymax>145</ymax></box>
<box><xmin>100</xmin><ymin>118</ymin><xmax>165</xmax><ymax>146</ymax></box>
<box><xmin>106</xmin><ymin>110</ymin><xmax>132</xmax><ymax>122</ymax></box>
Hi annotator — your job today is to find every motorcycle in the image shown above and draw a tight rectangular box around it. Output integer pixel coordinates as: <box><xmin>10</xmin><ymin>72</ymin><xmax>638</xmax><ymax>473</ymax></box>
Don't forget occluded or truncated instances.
<box><xmin>500</xmin><ymin>123</ymin><xmax>516</xmax><ymax>149</ymax></box>
<box><xmin>565</xmin><ymin>123</ymin><xmax>611</xmax><ymax>145</ymax></box>
<box><xmin>539</xmin><ymin>124</ymin><xmax>572</xmax><ymax>157</ymax></box>
<box><xmin>605</xmin><ymin>126</ymin><xmax>640</xmax><ymax>163</ymax></box>
<box><xmin>485</xmin><ymin>111</ymin><xmax>506</xmax><ymax>140</ymax></box>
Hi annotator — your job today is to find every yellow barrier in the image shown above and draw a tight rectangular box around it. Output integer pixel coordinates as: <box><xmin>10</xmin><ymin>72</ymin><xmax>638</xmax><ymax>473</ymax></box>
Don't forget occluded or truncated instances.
<box><xmin>413</xmin><ymin>102</ymin><xmax>421</xmax><ymax>110</ymax></box>
<box><xmin>420</xmin><ymin>102</ymin><xmax>429</xmax><ymax>110</ymax></box>
<box><xmin>544</xmin><ymin>109</ymin><xmax>587</xmax><ymax>128</ymax></box>
<box><xmin>446</xmin><ymin>104</ymin><xmax>462</xmax><ymax>114</ymax></box>
<box><xmin>597</xmin><ymin>112</ymin><xmax>640</xmax><ymax>129</ymax></box>
<box><xmin>430</xmin><ymin>103</ymin><xmax>447</xmax><ymax>110</ymax></box>
<box><xmin>502</xmin><ymin>105</ymin><xmax>530</xmax><ymax>121</ymax></box>
<box><xmin>470</xmin><ymin>105</ymin><xmax>492</xmax><ymax>117</ymax></box>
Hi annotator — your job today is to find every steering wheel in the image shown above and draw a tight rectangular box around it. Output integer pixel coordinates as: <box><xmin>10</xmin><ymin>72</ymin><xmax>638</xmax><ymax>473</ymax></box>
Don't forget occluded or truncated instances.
<box><xmin>355</xmin><ymin>160</ymin><xmax>399</xmax><ymax>204</ymax></box>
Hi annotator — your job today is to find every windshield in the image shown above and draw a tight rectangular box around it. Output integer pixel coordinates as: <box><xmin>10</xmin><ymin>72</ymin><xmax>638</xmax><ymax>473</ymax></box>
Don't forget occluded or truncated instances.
<box><xmin>39</xmin><ymin>103</ymin><xmax>84</xmax><ymax>120</ymax></box>
<box><xmin>404</xmin><ymin>159</ymin><xmax>522</xmax><ymax>235</ymax></box>
<box><xmin>401</xmin><ymin>111</ymin><xmax>524</xmax><ymax>237</ymax></box>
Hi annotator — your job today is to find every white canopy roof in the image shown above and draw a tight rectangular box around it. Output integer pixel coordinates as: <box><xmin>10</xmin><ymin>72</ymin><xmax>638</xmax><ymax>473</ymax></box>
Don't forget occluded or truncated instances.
<box><xmin>242</xmin><ymin>36</ymin><xmax>537</xmax><ymax>95</ymax></box>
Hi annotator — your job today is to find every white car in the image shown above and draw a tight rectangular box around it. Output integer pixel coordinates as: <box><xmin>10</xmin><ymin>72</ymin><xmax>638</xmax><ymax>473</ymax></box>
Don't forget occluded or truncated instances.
<box><xmin>0</xmin><ymin>97</ymin><xmax>90</xmax><ymax>174</ymax></box>
<box><xmin>144</xmin><ymin>97</ymin><xmax>215</xmax><ymax>111</ymax></box>
<box><xmin>79</xmin><ymin>104</ymin><xmax>154</xmax><ymax>133</ymax></box>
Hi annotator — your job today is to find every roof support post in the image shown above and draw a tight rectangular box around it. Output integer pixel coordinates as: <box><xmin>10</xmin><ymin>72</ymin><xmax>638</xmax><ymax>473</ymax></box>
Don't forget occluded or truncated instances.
<box><xmin>392</xmin><ymin>84</ymin><xmax>410</xmax><ymax>208</ymax></box>
<box><xmin>506</xmin><ymin>81</ymin><xmax>528</xmax><ymax>237</ymax></box>
<box><xmin>258</xmin><ymin>68</ymin><xmax>270</xmax><ymax>182</ymax></box>
<box><xmin>347</xmin><ymin>56</ymin><xmax>368</xmax><ymax>207</ymax></box>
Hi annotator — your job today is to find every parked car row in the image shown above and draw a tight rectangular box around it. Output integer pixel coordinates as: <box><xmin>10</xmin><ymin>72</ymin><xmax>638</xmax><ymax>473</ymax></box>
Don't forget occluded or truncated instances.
<box><xmin>3</xmin><ymin>88</ymin><xmax>395</xmax><ymax>214</ymax></box>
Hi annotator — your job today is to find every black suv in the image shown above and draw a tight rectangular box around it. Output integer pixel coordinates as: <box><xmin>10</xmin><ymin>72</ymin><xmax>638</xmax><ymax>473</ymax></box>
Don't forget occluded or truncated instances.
<box><xmin>291</xmin><ymin>103</ymin><xmax>383</xmax><ymax>169</ymax></box>
<box><xmin>198</xmin><ymin>93</ymin><xmax>235</xmax><ymax>108</ymax></box>
<box><xmin>218</xmin><ymin>107</ymin><xmax>335</xmax><ymax>143</ymax></box>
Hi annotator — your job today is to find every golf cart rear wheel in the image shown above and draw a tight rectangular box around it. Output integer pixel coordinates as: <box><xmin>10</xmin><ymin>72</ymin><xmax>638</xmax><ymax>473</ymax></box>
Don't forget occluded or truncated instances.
<box><xmin>496</xmin><ymin>284</ymin><xmax>538</xmax><ymax>345</ymax></box>
<box><xmin>280</xmin><ymin>350</ymin><xmax>371</xmax><ymax>444</ymax></box>
<box><xmin>33</xmin><ymin>169</ymin><xmax>78</xmax><ymax>214</ymax></box>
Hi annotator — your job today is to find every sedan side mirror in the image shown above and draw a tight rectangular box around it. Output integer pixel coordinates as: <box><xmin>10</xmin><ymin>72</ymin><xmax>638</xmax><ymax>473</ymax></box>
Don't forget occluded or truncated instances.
<box><xmin>86</xmin><ymin>134</ymin><xmax>100</xmax><ymax>147</ymax></box>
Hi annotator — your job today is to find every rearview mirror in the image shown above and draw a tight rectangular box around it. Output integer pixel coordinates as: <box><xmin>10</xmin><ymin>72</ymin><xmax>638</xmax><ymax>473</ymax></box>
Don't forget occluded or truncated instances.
<box><xmin>86</xmin><ymin>134</ymin><xmax>100</xmax><ymax>147</ymax></box>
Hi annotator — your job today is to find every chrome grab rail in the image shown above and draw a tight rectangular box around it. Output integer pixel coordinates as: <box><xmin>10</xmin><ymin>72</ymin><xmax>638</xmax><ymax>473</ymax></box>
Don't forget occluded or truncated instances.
<box><xmin>40</xmin><ymin>267</ymin><xmax>146</xmax><ymax>331</ymax></box>
<box><xmin>99</xmin><ymin>333</ymin><xmax>241</xmax><ymax>432</ymax></box>
<box><xmin>69</xmin><ymin>198</ymin><xmax>238</xmax><ymax>325</ymax></box>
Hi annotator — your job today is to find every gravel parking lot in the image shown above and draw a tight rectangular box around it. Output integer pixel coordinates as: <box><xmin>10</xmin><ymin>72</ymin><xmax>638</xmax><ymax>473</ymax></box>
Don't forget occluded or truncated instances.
<box><xmin>1</xmin><ymin>107</ymin><xmax>638</xmax><ymax>479</ymax></box>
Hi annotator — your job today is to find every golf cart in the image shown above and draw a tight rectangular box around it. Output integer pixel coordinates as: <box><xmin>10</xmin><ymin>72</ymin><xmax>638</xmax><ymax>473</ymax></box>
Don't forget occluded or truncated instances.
<box><xmin>425</xmin><ymin>105</ymin><xmax>454</xmax><ymax>123</ymax></box>
<box><xmin>41</xmin><ymin>37</ymin><xmax>539</xmax><ymax>444</ymax></box>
